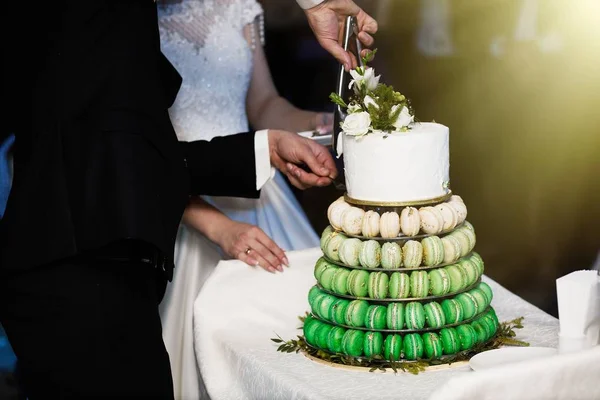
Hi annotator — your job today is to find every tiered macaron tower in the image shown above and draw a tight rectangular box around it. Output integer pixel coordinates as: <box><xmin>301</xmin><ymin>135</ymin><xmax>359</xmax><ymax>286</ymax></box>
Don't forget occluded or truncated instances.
<box><xmin>304</xmin><ymin>195</ymin><xmax>498</xmax><ymax>361</ymax></box>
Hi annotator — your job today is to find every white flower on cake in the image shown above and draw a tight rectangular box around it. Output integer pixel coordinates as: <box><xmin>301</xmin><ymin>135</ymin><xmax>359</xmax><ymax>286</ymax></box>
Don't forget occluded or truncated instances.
<box><xmin>341</xmin><ymin>111</ymin><xmax>371</xmax><ymax>136</ymax></box>
<box><xmin>363</xmin><ymin>95</ymin><xmax>379</xmax><ymax>110</ymax></box>
<box><xmin>330</xmin><ymin>49</ymin><xmax>417</xmax><ymax>138</ymax></box>
<box><xmin>392</xmin><ymin>104</ymin><xmax>414</xmax><ymax>130</ymax></box>
<box><xmin>348</xmin><ymin>67</ymin><xmax>380</xmax><ymax>94</ymax></box>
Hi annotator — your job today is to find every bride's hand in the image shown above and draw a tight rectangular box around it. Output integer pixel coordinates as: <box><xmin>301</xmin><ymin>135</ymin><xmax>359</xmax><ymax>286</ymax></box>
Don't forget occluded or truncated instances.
<box><xmin>215</xmin><ymin>220</ymin><xmax>288</xmax><ymax>273</ymax></box>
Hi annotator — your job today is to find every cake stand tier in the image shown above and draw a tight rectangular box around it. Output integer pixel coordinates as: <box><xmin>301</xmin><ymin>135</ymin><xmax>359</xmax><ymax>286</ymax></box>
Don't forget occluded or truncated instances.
<box><xmin>309</xmin><ymin>306</ymin><xmax>491</xmax><ymax>334</ymax></box>
<box><xmin>344</xmin><ymin>190</ymin><xmax>452</xmax><ymax>210</ymax></box>
<box><xmin>315</xmin><ymin>277</ymin><xmax>482</xmax><ymax>303</ymax></box>
<box><xmin>322</xmin><ymin>251</ymin><xmax>474</xmax><ymax>272</ymax></box>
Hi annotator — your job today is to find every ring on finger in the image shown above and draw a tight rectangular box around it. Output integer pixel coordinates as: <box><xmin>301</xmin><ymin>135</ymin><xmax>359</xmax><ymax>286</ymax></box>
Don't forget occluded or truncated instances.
<box><xmin>245</xmin><ymin>247</ymin><xmax>252</xmax><ymax>255</ymax></box>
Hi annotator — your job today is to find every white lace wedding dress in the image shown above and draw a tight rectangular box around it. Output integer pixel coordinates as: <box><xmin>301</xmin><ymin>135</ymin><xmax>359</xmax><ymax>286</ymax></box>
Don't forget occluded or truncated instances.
<box><xmin>157</xmin><ymin>1</ymin><xmax>320</xmax><ymax>398</ymax></box>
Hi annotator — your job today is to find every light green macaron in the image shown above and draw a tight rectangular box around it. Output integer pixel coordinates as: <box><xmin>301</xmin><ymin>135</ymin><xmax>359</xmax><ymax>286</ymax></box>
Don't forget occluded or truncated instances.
<box><xmin>441</xmin><ymin>298</ymin><xmax>464</xmax><ymax>324</ymax></box>
<box><xmin>386</xmin><ymin>303</ymin><xmax>405</xmax><ymax>330</ymax></box>
<box><xmin>338</xmin><ymin>237</ymin><xmax>362</xmax><ymax>267</ymax></box>
<box><xmin>368</xmin><ymin>271</ymin><xmax>389</xmax><ymax>299</ymax></box>
<box><xmin>478</xmin><ymin>282</ymin><xmax>493</xmax><ymax>304</ymax></box>
<box><xmin>331</xmin><ymin>268</ymin><xmax>350</xmax><ymax>295</ymax></box>
<box><xmin>344</xmin><ymin>299</ymin><xmax>369</xmax><ymax>328</ymax></box>
<box><xmin>402</xmin><ymin>240</ymin><xmax>423</xmax><ymax>268</ymax></box>
<box><xmin>457</xmin><ymin>259</ymin><xmax>479</xmax><ymax>287</ymax></box>
<box><xmin>429</xmin><ymin>268</ymin><xmax>451</xmax><ymax>296</ymax></box>
<box><xmin>410</xmin><ymin>270</ymin><xmax>430</xmax><ymax>298</ymax></box>
<box><xmin>324</xmin><ymin>232</ymin><xmax>347</xmax><ymax>261</ymax></box>
<box><xmin>389</xmin><ymin>272</ymin><xmax>411</xmax><ymax>299</ymax></box>
<box><xmin>422</xmin><ymin>236</ymin><xmax>445</xmax><ymax>266</ymax></box>
<box><xmin>405</xmin><ymin>302</ymin><xmax>426</xmax><ymax>330</ymax></box>
<box><xmin>381</xmin><ymin>242</ymin><xmax>403</xmax><ymax>269</ymax></box>
<box><xmin>424</xmin><ymin>301</ymin><xmax>446</xmax><ymax>329</ymax></box>
<box><xmin>441</xmin><ymin>235</ymin><xmax>462</xmax><ymax>264</ymax></box>
<box><xmin>359</xmin><ymin>239</ymin><xmax>382</xmax><ymax>268</ymax></box>
<box><xmin>445</xmin><ymin>264</ymin><xmax>467</xmax><ymax>293</ymax></box>
<box><xmin>320</xmin><ymin>225</ymin><xmax>335</xmax><ymax>251</ymax></box>
<box><xmin>347</xmin><ymin>269</ymin><xmax>369</xmax><ymax>297</ymax></box>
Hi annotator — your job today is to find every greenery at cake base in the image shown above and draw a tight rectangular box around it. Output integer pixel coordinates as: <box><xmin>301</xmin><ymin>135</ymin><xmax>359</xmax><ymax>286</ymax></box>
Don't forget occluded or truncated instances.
<box><xmin>271</xmin><ymin>316</ymin><xmax>528</xmax><ymax>375</ymax></box>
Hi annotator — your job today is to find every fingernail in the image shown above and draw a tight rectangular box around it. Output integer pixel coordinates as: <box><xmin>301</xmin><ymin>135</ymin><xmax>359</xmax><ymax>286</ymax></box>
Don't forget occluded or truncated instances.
<box><xmin>277</xmin><ymin>265</ymin><xmax>284</xmax><ymax>272</ymax></box>
<box><xmin>268</xmin><ymin>267</ymin><xmax>276</xmax><ymax>273</ymax></box>
<box><xmin>344</xmin><ymin>63</ymin><xmax>350</xmax><ymax>71</ymax></box>
<box><xmin>282</xmin><ymin>256</ymin><xmax>290</xmax><ymax>266</ymax></box>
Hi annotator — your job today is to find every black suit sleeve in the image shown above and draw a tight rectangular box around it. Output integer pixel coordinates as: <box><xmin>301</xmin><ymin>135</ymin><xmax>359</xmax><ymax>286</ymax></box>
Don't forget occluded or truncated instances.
<box><xmin>179</xmin><ymin>132</ymin><xmax>260</xmax><ymax>198</ymax></box>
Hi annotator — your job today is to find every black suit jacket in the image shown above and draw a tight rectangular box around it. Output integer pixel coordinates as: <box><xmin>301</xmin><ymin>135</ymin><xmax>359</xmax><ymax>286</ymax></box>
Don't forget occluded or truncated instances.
<box><xmin>1</xmin><ymin>1</ymin><xmax>260</xmax><ymax>272</ymax></box>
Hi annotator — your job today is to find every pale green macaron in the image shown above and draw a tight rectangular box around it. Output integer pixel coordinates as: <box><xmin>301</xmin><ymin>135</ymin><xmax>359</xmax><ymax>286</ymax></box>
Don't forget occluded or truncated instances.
<box><xmin>381</xmin><ymin>242</ymin><xmax>403</xmax><ymax>269</ymax></box>
<box><xmin>402</xmin><ymin>240</ymin><xmax>423</xmax><ymax>268</ymax></box>
<box><xmin>469</xmin><ymin>252</ymin><xmax>485</xmax><ymax>276</ymax></box>
<box><xmin>445</xmin><ymin>264</ymin><xmax>467</xmax><ymax>293</ymax></box>
<box><xmin>324</xmin><ymin>232</ymin><xmax>347</xmax><ymax>262</ymax></box>
<box><xmin>410</xmin><ymin>270</ymin><xmax>430</xmax><ymax>298</ymax></box>
<box><xmin>459</xmin><ymin>226</ymin><xmax>476</xmax><ymax>253</ymax></box>
<box><xmin>421</xmin><ymin>236</ymin><xmax>445</xmax><ymax>266</ymax></box>
<box><xmin>368</xmin><ymin>271</ymin><xmax>389</xmax><ymax>299</ymax></box>
<box><xmin>314</xmin><ymin>257</ymin><xmax>334</xmax><ymax>281</ymax></box>
<box><xmin>389</xmin><ymin>272</ymin><xmax>411</xmax><ymax>299</ymax></box>
<box><xmin>424</xmin><ymin>301</ymin><xmax>446</xmax><ymax>329</ymax></box>
<box><xmin>359</xmin><ymin>240</ymin><xmax>381</xmax><ymax>268</ymax></box>
<box><xmin>457</xmin><ymin>259</ymin><xmax>479</xmax><ymax>287</ymax></box>
<box><xmin>318</xmin><ymin>265</ymin><xmax>339</xmax><ymax>291</ymax></box>
<box><xmin>338</xmin><ymin>237</ymin><xmax>362</xmax><ymax>267</ymax></box>
<box><xmin>386</xmin><ymin>303</ymin><xmax>405</xmax><ymax>330</ymax></box>
<box><xmin>478</xmin><ymin>282</ymin><xmax>493</xmax><ymax>304</ymax></box>
<box><xmin>448</xmin><ymin>230</ymin><xmax>471</xmax><ymax>258</ymax></box>
<box><xmin>320</xmin><ymin>225</ymin><xmax>335</xmax><ymax>251</ymax></box>
<box><xmin>429</xmin><ymin>268</ymin><xmax>451</xmax><ymax>296</ymax></box>
<box><xmin>441</xmin><ymin>235</ymin><xmax>462</xmax><ymax>264</ymax></box>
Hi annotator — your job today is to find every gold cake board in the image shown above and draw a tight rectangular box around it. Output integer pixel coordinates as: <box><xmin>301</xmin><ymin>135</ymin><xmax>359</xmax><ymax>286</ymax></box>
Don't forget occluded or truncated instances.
<box><xmin>301</xmin><ymin>350</ymin><xmax>469</xmax><ymax>373</ymax></box>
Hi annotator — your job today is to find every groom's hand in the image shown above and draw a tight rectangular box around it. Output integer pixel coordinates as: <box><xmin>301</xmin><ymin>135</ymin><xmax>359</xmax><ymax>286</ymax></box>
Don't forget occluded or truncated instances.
<box><xmin>268</xmin><ymin>130</ymin><xmax>337</xmax><ymax>190</ymax></box>
<box><xmin>304</xmin><ymin>0</ymin><xmax>378</xmax><ymax>70</ymax></box>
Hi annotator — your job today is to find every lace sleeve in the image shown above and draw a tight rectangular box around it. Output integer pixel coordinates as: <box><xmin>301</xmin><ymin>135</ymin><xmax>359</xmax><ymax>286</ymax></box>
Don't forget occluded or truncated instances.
<box><xmin>242</xmin><ymin>0</ymin><xmax>265</xmax><ymax>50</ymax></box>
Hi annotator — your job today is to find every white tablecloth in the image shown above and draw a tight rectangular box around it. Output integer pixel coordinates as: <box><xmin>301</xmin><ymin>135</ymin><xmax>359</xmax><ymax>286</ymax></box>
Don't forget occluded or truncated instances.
<box><xmin>193</xmin><ymin>248</ymin><xmax>600</xmax><ymax>400</ymax></box>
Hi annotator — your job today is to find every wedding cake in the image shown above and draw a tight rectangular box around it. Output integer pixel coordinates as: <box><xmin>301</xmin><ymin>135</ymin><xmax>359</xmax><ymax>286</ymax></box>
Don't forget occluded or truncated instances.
<box><xmin>302</xmin><ymin>60</ymin><xmax>498</xmax><ymax>362</ymax></box>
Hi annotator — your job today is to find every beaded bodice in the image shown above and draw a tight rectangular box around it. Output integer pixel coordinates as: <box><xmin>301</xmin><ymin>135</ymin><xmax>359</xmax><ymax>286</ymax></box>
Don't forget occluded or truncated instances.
<box><xmin>158</xmin><ymin>0</ymin><xmax>264</xmax><ymax>141</ymax></box>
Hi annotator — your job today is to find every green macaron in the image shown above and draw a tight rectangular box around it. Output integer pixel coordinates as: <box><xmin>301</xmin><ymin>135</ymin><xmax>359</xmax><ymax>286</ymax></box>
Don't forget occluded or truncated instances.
<box><xmin>368</xmin><ymin>271</ymin><xmax>389</xmax><ymax>299</ymax></box>
<box><xmin>459</xmin><ymin>226</ymin><xmax>476</xmax><ymax>253</ymax></box>
<box><xmin>389</xmin><ymin>272</ymin><xmax>411</xmax><ymax>299</ymax></box>
<box><xmin>365</xmin><ymin>305</ymin><xmax>387</xmax><ymax>330</ymax></box>
<box><xmin>342</xmin><ymin>329</ymin><xmax>365</xmax><ymax>357</ymax></box>
<box><xmin>445</xmin><ymin>264</ymin><xmax>467</xmax><ymax>293</ymax></box>
<box><xmin>338</xmin><ymin>237</ymin><xmax>362</xmax><ymax>267</ymax></box>
<box><xmin>308</xmin><ymin>285</ymin><xmax>324</xmax><ymax>306</ymax></box>
<box><xmin>403</xmin><ymin>333</ymin><xmax>424</xmax><ymax>360</ymax></box>
<box><xmin>303</xmin><ymin>318</ymin><xmax>322</xmax><ymax>346</ymax></box>
<box><xmin>455</xmin><ymin>292</ymin><xmax>479</xmax><ymax>320</ymax></box>
<box><xmin>422</xmin><ymin>236</ymin><xmax>445</xmax><ymax>266</ymax></box>
<box><xmin>345</xmin><ymin>300</ymin><xmax>369</xmax><ymax>327</ymax></box>
<box><xmin>449</xmin><ymin>230</ymin><xmax>472</xmax><ymax>258</ymax></box>
<box><xmin>405</xmin><ymin>302</ymin><xmax>426</xmax><ymax>330</ymax></box>
<box><xmin>331</xmin><ymin>299</ymin><xmax>351</xmax><ymax>325</ymax></box>
<box><xmin>462</xmin><ymin>220</ymin><xmax>474</xmax><ymax>231</ymax></box>
<box><xmin>310</xmin><ymin>293</ymin><xmax>325</xmax><ymax>316</ymax></box>
<box><xmin>315</xmin><ymin>323</ymin><xmax>333</xmax><ymax>350</ymax></box>
<box><xmin>422</xmin><ymin>332</ymin><xmax>443</xmax><ymax>360</ymax></box>
<box><xmin>410</xmin><ymin>270</ymin><xmax>430</xmax><ymax>298</ymax></box>
<box><xmin>469</xmin><ymin>252</ymin><xmax>485</xmax><ymax>275</ymax></box>
<box><xmin>327</xmin><ymin>326</ymin><xmax>347</xmax><ymax>353</ymax></box>
<box><xmin>363</xmin><ymin>331</ymin><xmax>384</xmax><ymax>358</ymax></box>
<box><xmin>324</xmin><ymin>232</ymin><xmax>347</xmax><ymax>261</ymax></box>
<box><xmin>457</xmin><ymin>259</ymin><xmax>479</xmax><ymax>287</ymax></box>
<box><xmin>384</xmin><ymin>334</ymin><xmax>403</xmax><ymax>361</ymax></box>
<box><xmin>319</xmin><ymin>265</ymin><xmax>339</xmax><ymax>291</ymax></box>
<box><xmin>441</xmin><ymin>298</ymin><xmax>464</xmax><ymax>324</ymax></box>
<box><xmin>316</xmin><ymin>294</ymin><xmax>337</xmax><ymax>321</ymax></box>
<box><xmin>347</xmin><ymin>269</ymin><xmax>369</xmax><ymax>297</ymax></box>
<box><xmin>478</xmin><ymin>282</ymin><xmax>493</xmax><ymax>304</ymax></box>
<box><xmin>386</xmin><ymin>303</ymin><xmax>405</xmax><ymax>330</ymax></box>
<box><xmin>381</xmin><ymin>242</ymin><xmax>403</xmax><ymax>269</ymax></box>
<box><xmin>331</xmin><ymin>268</ymin><xmax>350</xmax><ymax>295</ymax></box>
<box><xmin>429</xmin><ymin>268</ymin><xmax>451</xmax><ymax>296</ymax></box>
<box><xmin>359</xmin><ymin>240</ymin><xmax>381</xmax><ymax>268</ymax></box>
<box><xmin>469</xmin><ymin>288</ymin><xmax>489</xmax><ymax>312</ymax></box>
<box><xmin>402</xmin><ymin>240</ymin><xmax>423</xmax><ymax>268</ymax></box>
<box><xmin>424</xmin><ymin>301</ymin><xmax>446</xmax><ymax>329</ymax></box>
<box><xmin>455</xmin><ymin>324</ymin><xmax>478</xmax><ymax>351</ymax></box>
<box><xmin>471</xmin><ymin>320</ymin><xmax>491</xmax><ymax>344</ymax></box>
<box><xmin>439</xmin><ymin>327</ymin><xmax>460</xmax><ymax>355</ymax></box>
<box><xmin>314</xmin><ymin>257</ymin><xmax>334</xmax><ymax>281</ymax></box>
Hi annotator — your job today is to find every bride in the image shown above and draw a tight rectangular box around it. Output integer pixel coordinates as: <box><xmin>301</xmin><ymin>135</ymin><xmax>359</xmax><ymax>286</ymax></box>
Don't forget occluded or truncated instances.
<box><xmin>157</xmin><ymin>0</ymin><xmax>333</xmax><ymax>398</ymax></box>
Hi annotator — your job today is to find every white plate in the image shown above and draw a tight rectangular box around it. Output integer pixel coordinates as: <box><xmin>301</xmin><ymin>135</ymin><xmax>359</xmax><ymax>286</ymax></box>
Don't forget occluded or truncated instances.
<box><xmin>298</xmin><ymin>131</ymin><xmax>333</xmax><ymax>147</ymax></box>
<box><xmin>469</xmin><ymin>347</ymin><xmax>558</xmax><ymax>371</ymax></box>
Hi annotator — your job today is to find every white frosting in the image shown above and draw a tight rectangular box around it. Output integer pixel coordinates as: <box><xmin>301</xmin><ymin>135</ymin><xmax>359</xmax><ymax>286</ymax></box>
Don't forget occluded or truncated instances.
<box><xmin>343</xmin><ymin>122</ymin><xmax>450</xmax><ymax>202</ymax></box>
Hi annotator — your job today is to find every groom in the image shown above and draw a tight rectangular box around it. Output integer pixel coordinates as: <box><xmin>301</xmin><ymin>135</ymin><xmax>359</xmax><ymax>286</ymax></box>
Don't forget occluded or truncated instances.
<box><xmin>0</xmin><ymin>0</ymin><xmax>376</xmax><ymax>398</ymax></box>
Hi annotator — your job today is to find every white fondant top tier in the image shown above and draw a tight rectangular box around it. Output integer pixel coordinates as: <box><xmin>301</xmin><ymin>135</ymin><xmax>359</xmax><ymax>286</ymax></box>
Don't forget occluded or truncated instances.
<box><xmin>342</xmin><ymin>122</ymin><xmax>450</xmax><ymax>202</ymax></box>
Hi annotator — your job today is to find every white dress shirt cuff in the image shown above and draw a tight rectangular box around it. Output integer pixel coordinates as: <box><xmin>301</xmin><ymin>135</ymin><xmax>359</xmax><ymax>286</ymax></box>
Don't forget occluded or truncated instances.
<box><xmin>296</xmin><ymin>0</ymin><xmax>326</xmax><ymax>10</ymax></box>
<box><xmin>254</xmin><ymin>129</ymin><xmax>275</xmax><ymax>190</ymax></box>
